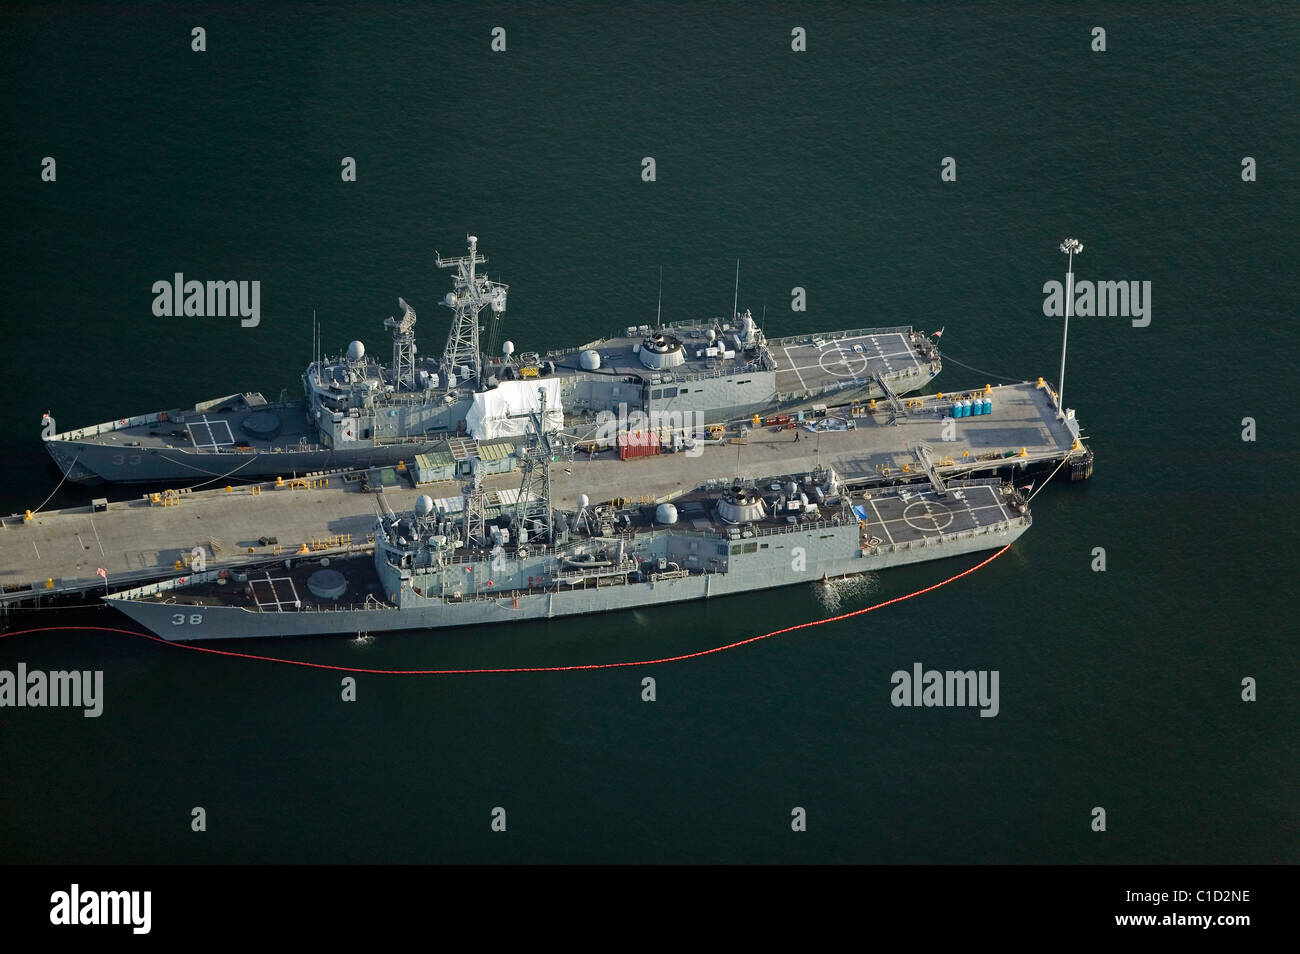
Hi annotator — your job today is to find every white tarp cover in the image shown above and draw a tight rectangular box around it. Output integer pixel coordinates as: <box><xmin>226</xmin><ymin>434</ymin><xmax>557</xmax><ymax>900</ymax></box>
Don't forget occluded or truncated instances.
<box><xmin>466</xmin><ymin>378</ymin><xmax>564</xmax><ymax>440</ymax></box>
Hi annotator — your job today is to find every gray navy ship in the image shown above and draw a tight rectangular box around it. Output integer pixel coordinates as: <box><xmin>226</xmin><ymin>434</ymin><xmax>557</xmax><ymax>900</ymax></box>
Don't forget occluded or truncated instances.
<box><xmin>106</xmin><ymin>391</ymin><xmax>1029</xmax><ymax>641</ymax></box>
<box><xmin>45</xmin><ymin>235</ymin><xmax>941</xmax><ymax>485</ymax></box>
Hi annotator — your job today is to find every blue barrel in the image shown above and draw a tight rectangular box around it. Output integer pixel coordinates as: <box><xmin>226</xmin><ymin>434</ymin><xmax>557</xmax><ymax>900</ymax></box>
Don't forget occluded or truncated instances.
<box><xmin>970</xmin><ymin>398</ymin><xmax>982</xmax><ymax>416</ymax></box>
<box><xmin>959</xmin><ymin>399</ymin><xmax>970</xmax><ymax>418</ymax></box>
<box><xmin>952</xmin><ymin>401</ymin><xmax>963</xmax><ymax>418</ymax></box>
<box><xmin>982</xmin><ymin>397</ymin><xmax>993</xmax><ymax>415</ymax></box>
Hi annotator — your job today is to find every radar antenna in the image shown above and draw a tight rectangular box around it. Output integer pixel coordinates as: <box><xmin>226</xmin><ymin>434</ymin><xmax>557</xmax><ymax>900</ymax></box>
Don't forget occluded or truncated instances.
<box><xmin>383</xmin><ymin>297</ymin><xmax>418</xmax><ymax>390</ymax></box>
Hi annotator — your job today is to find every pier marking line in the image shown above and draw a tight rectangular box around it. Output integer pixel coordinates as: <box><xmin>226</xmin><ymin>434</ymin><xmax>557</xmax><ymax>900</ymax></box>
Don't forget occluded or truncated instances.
<box><xmin>89</xmin><ymin>517</ymin><xmax>106</xmax><ymax>557</ymax></box>
<box><xmin>0</xmin><ymin>546</ymin><xmax>1011</xmax><ymax>675</ymax></box>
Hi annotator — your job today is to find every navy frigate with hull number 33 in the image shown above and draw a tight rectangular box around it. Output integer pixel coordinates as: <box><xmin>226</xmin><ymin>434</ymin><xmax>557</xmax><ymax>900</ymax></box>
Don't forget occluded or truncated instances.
<box><xmin>45</xmin><ymin>236</ymin><xmax>941</xmax><ymax>485</ymax></box>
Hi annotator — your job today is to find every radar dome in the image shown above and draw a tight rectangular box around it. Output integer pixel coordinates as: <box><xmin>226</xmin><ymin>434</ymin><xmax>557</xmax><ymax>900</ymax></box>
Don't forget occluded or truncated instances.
<box><xmin>655</xmin><ymin>503</ymin><xmax>679</xmax><ymax>525</ymax></box>
<box><xmin>346</xmin><ymin>341</ymin><xmax>365</xmax><ymax>362</ymax></box>
<box><xmin>414</xmin><ymin>495</ymin><xmax>435</xmax><ymax>516</ymax></box>
<box><xmin>444</xmin><ymin>292</ymin><xmax>457</xmax><ymax>307</ymax></box>
<box><xmin>577</xmin><ymin>494</ymin><xmax>590</xmax><ymax>509</ymax></box>
<box><xmin>502</xmin><ymin>341</ymin><xmax>515</xmax><ymax>356</ymax></box>
<box><xmin>579</xmin><ymin>349</ymin><xmax>602</xmax><ymax>371</ymax></box>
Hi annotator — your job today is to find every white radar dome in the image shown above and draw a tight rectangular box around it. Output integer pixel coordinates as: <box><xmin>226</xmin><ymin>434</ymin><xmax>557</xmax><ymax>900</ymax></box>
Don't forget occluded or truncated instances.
<box><xmin>346</xmin><ymin>340</ymin><xmax>365</xmax><ymax>362</ymax></box>
<box><xmin>502</xmin><ymin>340</ymin><xmax>515</xmax><ymax>356</ymax></box>
<box><xmin>579</xmin><ymin>349</ymin><xmax>602</xmax><ymax>371</ymax></box>
<box><xmin>414</xmin><ymin>495</ymin><xmax>435</xmax><ymax>516</ymax></box>
<box><xmin>577</xmin><ymin>494</ymin><xmax>590</xmax><ymax>509</ymax></box>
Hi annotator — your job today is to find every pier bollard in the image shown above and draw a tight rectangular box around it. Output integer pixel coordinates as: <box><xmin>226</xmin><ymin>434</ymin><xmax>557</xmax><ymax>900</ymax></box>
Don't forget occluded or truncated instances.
<box><xmin>45</xmin><ymin>578</ymin><xmax>53</xmax><ymax>588</ymax></box>
<box><xmin>24</xmin><ymin>510</ymin><xmax>33</xmax><ymax>522</ymax></box>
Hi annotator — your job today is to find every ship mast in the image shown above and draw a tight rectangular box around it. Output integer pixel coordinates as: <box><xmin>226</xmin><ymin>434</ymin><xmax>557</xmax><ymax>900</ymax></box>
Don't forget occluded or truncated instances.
<box><xmin>435</xmin><ymin>235</ymin><xmax>509</xmax><ymax>390</ymax></box>
<box><xmin>383</xmin><ymin>297</ymin><xmax>418</xmax><ymax>391</ymax></box>
<box><xmin>513</xmin><ymin>386</ymin><xmax>557</xmax><ymax>545</ymax></box>
<box><xmin>461</xmin><ymin>459</ymin><xmax>488</xmax><ymax>547</ymax></box>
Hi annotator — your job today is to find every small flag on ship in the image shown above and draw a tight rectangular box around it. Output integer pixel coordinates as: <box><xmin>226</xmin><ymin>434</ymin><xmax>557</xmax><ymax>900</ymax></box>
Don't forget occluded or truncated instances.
<box><xmin>96</xmin><ymin>567</ymin><xmax>107</xmax><ymax>580</ymax></box>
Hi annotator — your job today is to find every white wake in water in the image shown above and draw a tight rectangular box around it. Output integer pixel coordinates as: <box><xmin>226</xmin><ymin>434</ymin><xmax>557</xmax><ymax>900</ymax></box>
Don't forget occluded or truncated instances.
<box><xmin>813</xmin><ymin>572</ymin><xmax>882</xmax><ymax>615</ymax></box>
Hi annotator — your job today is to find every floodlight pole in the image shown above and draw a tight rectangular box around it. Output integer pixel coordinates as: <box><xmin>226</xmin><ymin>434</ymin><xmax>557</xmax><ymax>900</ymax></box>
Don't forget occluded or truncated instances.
<box><xmin>1058</xmin><ymin>238</ymin><xmax>1083</xmax><ymax>420</ymax></box>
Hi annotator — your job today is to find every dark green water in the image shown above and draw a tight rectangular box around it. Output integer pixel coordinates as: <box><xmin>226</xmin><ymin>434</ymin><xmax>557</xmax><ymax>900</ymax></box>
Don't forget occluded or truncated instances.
<box><xmin>1</xmin><ymin>4</ymin><xmax>1295</xmax><ymax>863</ymax></box>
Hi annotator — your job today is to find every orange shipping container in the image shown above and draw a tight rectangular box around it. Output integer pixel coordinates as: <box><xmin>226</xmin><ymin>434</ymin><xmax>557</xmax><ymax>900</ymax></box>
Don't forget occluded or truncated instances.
<box><xmin>618</xmin><ymin>432</ymin><xmax>661</xmax><ymax>460</ymax></box>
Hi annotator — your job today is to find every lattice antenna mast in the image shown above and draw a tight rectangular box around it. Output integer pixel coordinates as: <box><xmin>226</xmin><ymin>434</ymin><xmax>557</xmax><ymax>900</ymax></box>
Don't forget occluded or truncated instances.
<box><xmin>435</xmin><ymin>234</ymin><xmax>509</xmax><ymax>390</ymax></box>
<box><xmin>461</xmin><ymin>459</ymin><xmax>488</xmax><ymax>547</ymax></box>
<box><xmin>383</xmin><ymin>297</ymin><xmax>419</xmax><ymax>391</ymax></box>
<box><xmin>513</xmin><ymin>387</ymin><xmax>557</xmax><ymax>545</ymax></box>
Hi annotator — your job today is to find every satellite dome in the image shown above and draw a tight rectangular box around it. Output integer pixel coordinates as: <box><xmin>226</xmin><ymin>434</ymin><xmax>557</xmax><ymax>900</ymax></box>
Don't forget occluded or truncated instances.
<box><xmin>502</xmin><ymin>340</ymin><xmax>515</xmax><ymax>356</ymax></box>
<box><xmin>577</xmin><ymin>493</ymin><xmax>590</xmax><ymax>509</ymax></box>
<box><xmin>346</xmin><ymin>340</ymin><xmax>365</xmax><ymax>362</ymax></box>
<box><xmin>579</xmin><ymin>349</ymin><xmax>602</xmax><ymax>371</ymax></box>
<box><xmin>414</xmin><ymin>495</ymin><xmax>435</xmax><ymax>516</ymax></box>
<box><xmin>444</xmin><ymin>292</ymin><xmax>457</xmax><ymax>307</ymax></box>
<box><xmin>655</xmin><ymin>503</ymin><xmax>678</xmax><ymax>525</ymax></box>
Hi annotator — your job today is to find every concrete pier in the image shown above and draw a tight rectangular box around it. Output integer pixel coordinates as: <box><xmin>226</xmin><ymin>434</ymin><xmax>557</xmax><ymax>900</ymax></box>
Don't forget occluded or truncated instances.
<box><xmin>0</xmin><ymin>379</ymin><xmax>1087</xmax><ymax>606</ymax></box>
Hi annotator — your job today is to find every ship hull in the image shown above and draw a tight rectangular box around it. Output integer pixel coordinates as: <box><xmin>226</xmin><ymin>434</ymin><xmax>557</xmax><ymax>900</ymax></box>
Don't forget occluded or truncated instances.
<box><xmin>43</xmin><ymin>433</ymin><xmax>451</xmax><ymax>486</ymax></box>
<box><xmin>107</xmin><ymin>519</ymin><xmax>1024</xmax><ymax>641</ymax></box>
